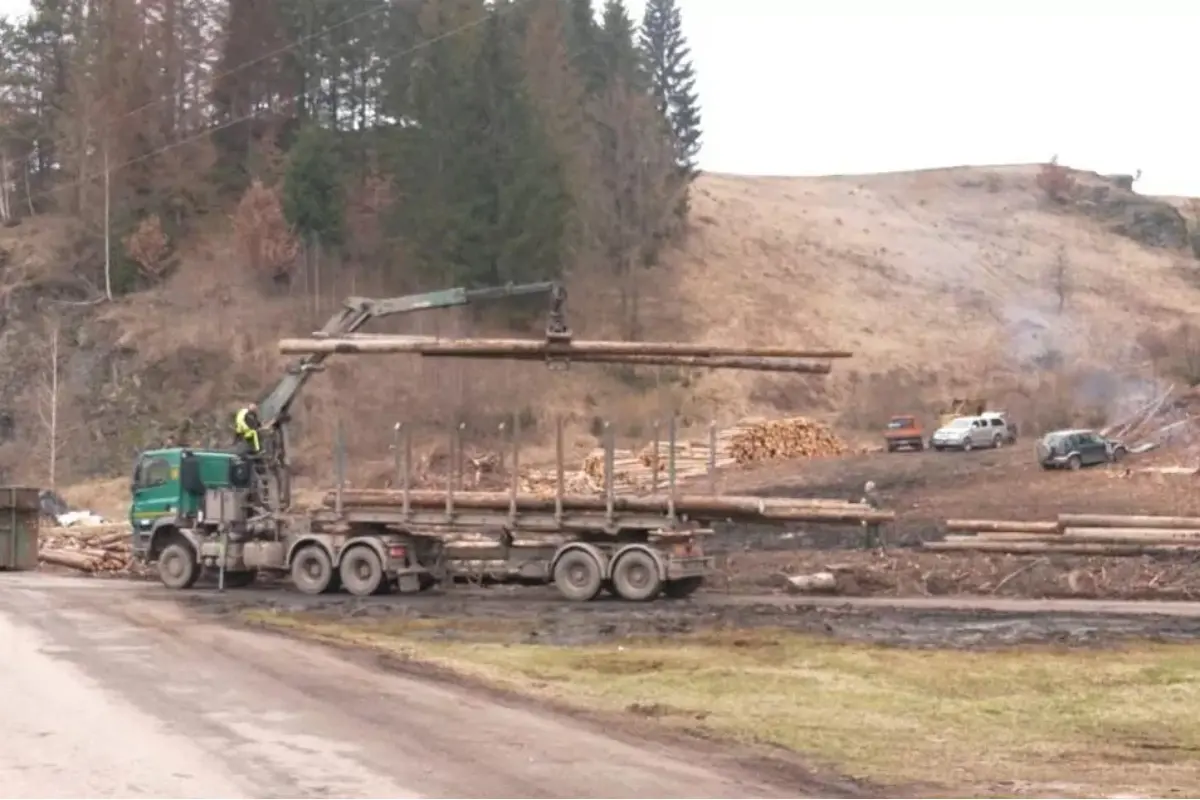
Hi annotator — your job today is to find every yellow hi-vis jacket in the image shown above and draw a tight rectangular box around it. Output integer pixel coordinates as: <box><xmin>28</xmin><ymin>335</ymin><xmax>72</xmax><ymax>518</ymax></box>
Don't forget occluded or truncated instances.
<box><xmin>234</xmin><ymin>408</ymin><xmax>260</xmax><ymax>452</ymax></box>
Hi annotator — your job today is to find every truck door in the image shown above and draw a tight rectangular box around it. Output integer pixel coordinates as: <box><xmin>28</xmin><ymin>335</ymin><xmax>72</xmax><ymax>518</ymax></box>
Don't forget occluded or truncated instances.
<box><xmin>131</xmin><ymin>455</ymin><xmax>177</xmax><ymax>535</ymax></box>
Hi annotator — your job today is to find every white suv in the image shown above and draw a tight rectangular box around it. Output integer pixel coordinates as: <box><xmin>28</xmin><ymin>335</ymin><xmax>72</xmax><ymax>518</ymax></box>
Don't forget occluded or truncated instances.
<box><xmin>931</xmin><ymin>414</ymin><xmax>1014</xmax><ymax>451</ymax></box>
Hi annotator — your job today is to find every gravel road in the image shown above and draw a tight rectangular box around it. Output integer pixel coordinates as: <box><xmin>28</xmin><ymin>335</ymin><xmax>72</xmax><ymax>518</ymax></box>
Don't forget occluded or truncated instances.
<box><xmin>0</xmin><ymin>573</ymin><xmax>798</xmax><ymax>799</ymax></box>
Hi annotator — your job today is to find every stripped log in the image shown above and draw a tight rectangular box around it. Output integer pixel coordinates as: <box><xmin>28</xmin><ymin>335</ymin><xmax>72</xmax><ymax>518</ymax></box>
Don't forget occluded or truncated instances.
<box><xmin>280</xmin><ymin>335</ymin><xmax>854</xmax><ymax>360</ymax></box>
<box><xmin>925</xmin><ymin>541</ymin><xmax>1200</xmax><ymax>556</ymax></box>
<box><xmin>1062</xmin><ymin>527</ymin><xmax>1200</xmax><ymax>540</ymax></box>
<box><xmin>321</xmin><ymin>489</ymin><xmax>895</xmax><ymax>523</ymax></box>
<box><xmin>39</xmin><ymin>549</ymin><xmax>98</xmax><ymax>572</ymax></box>
<box><xmin>1058</xmin><ymin>514</ymin><xmax>1200</xmax><ymax>530</ymax></box>
<box><xmin>423</xmin><ymin>353</ymin><xmax>834</xmax><ymax>373</ymax></box>
<box><xmin>944</xmin><ymin>533</ymin><xmax>1053</xmax><ymax>543</ymax></box>
<box><xmin>945</xmin><ymin>519</ymin><xmax>1061</xmax><ymax>534</ymax></box>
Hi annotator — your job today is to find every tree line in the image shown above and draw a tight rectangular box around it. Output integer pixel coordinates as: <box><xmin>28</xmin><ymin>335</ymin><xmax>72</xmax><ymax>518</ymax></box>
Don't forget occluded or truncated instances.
<box><xmin>0</xmin><ymin>0</ymin><xmax>702</xmax><ymax>336</ymax></box>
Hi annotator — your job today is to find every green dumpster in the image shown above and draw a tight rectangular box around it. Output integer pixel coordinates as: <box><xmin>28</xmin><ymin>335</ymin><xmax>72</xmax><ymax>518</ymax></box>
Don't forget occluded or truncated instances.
<box><xmin>0</xmin><ymin>487</ymin><xmax>40</xmax><ymax>571</ymax></box>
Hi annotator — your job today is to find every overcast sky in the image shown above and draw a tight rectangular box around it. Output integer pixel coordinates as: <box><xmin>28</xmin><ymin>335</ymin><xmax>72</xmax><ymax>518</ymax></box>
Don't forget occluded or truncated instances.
<box><xmin>1</xmin><ymin>0</ymin><xmax>1195</xmax><ymax>197</ymax></box>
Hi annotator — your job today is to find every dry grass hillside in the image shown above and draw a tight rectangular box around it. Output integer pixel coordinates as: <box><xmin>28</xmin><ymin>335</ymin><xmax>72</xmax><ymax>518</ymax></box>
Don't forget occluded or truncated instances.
<box><xmin>668</xmin><ymin>164</ymin><xmax>1200</xmax><ymax>427</ymax></box>
<box><xmin>1</xmin><ymin>162</ymin><xmax>1198</xmax><ymax>491</ymax></box>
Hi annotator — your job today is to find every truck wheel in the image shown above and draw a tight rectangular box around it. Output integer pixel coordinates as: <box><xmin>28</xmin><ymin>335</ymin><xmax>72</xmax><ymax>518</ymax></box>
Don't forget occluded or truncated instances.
<box><xmin>1067</xmin><ymin>454</ymin><xmax>1082</xmax><ymax>471</ymax></box>
<box><xmin>552</xmin><ymin>549</ymin><xmax>603</xmax><ymax>601</ymax></box>
<box><xmin>291</xmin><ymin>545</ymin><xmax>334</xmax><ymax>595</ymax></box>
<box><xmin>611</xmin><ymin>549</ymin><xmax>663</xmax><ymax>602</ymax></box>
<box><xmin>159</xmin><ymin>541</ymin><xmax>199</xmax><ymax>590</ymax></box>
<box><xmin>992</xmin><ymin>434</ymin><xmax>1002</xmax><ymax>448</ymax></box>
<box><xmin>662</xmin><ymin>576</ymin><xmax>704</xmax><ymax>599</ymax></box>
<box><xmin>340</xmin><ymin>546</ymin><xmax>384</xmax><ymax>597</ymax></box>
<box><xmin>963</xmin><ymin>439</ymin><xmax>973</xmax><ymax>452</ymax></box>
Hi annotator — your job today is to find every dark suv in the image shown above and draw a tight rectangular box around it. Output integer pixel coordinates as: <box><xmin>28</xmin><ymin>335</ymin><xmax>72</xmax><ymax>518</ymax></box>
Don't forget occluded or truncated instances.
<box><xmin>1036</xmin><ymin>428</ymin><xmax>1126</xmax><ymax>470</ymax></box>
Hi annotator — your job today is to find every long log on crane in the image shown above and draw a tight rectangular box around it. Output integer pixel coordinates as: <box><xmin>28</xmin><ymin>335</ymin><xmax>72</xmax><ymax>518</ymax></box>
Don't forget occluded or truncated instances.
<box><xmin>280</xmin><ymin>335</ymin><xmax>854</xmax><ymax>361</ymax></box>
<box><xmin>432</xmin><ymin>353</ymin><xmax>833</xmax><ymax>372</ymax></box>
<box><xmin>321</xmin><ymin>488</ymin><xmax>895</xmax><ymax>524</ymax></box>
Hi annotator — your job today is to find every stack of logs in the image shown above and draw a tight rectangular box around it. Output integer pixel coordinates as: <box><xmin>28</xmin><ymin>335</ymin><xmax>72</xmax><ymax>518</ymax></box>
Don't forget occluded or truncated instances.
<box><xmin>39</xmin><ymin>524</ymin><xmax>137</xmax><ymax>574</ymax></box>
<box><xmin>323</xmin><ymin>488</ymin><xmax>894</xmax><ymax>526</ymax></box>
<box><xmin>928</xmin><ymin>514</ymin><xmax>1200</xmax><ymax>556</ymax></box>
<box><xmin>726</xmin><ymin>417</ymin><xmax>849</xmax><ymax>464</ymax></box>
<box><xmin>581</xmin><ymin>417</ymin><xmax>848</xmax><ymax>493</ymax></box>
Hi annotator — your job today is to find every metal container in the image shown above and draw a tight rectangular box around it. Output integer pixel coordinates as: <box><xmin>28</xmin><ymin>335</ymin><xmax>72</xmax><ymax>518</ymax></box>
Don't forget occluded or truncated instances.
<box><xmin>0</xmin><ymin>487</ymin><xmax>41</xmax><ymax>571</ymax></box>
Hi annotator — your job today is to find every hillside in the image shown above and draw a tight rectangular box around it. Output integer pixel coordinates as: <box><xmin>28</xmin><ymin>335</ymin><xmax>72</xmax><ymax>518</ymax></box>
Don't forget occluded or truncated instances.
<box><xmin>1</xmin><ymin>163</ymin><xmax>1198</xmax><ymax>490</ymax></box>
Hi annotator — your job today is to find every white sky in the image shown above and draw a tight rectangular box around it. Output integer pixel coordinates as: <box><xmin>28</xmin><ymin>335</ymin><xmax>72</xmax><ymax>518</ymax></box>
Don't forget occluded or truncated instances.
<box><xmin>2</xmin><ymin>0</ymin><xmax>1196</xmax><ymax>197</ymax></box>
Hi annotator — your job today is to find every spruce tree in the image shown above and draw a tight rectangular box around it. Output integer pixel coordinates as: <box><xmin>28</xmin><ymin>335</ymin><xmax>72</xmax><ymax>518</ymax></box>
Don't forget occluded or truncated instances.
<box><xmin>598</xmin><ymin>0</ymin><xmax>641</xmax><ymax>89</ymax></box>
<box><xmin>563</xmin><ymin>0</ymin><xmax>603</xmax><ymax>93</ymax></box>
<box><xmin>282</xmin><ymin>123</ymin><xmax>346</xmax><ymax>247</ymax></box>
<box><xmin>639</xmin><ymin>0</ymin><xmax>701</xmax><ymax>180</ymax></box>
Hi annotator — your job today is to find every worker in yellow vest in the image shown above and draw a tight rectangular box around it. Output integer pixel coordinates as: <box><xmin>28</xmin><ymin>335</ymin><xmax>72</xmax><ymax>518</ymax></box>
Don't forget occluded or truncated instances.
<box><xmin>234</xmin><ymin>403</ymin><xmax>262</xmax><ymax>455</ymax></box>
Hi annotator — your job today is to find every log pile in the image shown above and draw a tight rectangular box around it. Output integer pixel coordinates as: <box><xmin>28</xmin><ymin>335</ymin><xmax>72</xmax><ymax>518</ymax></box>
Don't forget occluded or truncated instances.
<box><xmin>577</xmin><ymin>417</ymin><xmax>848</xmax><ymax>493</ymax></box>
<box><xmin>39</xmin><ymin>523</ymin><xmax>139</xmax><ymax>575</ymax></box>
<box><xmin>322</xmin><ymin>488</ymin><xmax>895</xmax><ymax>525</ymax></box>
<box><xmin>726</xmin><ymin>417</ymin><xmax>848</xmax><ymax>464</ymax></box>
<box><xmin>926</xmin><ymin>514</ymin><xmax>1200</xmax><ymax>556</ymax></box>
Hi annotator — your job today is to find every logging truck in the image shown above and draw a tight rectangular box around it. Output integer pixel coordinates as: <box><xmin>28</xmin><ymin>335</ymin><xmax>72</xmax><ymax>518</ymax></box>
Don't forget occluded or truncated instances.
<box><xmin>130</xmin><ymin>280</ymin><xmax>886</xmax><ymax>601</ymax></box>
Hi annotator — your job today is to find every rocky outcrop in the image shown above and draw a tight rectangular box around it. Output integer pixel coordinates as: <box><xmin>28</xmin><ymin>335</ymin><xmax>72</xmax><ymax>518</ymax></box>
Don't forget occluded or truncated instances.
<box><xmin>1076</xmin><ymin>179</ymin><xmax>1190</xmax><ymax>251</ymax></box>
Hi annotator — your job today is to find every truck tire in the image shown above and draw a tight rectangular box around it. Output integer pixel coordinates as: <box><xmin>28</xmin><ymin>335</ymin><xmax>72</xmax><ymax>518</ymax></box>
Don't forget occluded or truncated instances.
<box><xmin>662</xmin><ymin>576</ymin><xmax>704</xmax><ymax>599</ymax></box>
<box><xmin>992</xmin><ymin>434</ymin><xmax>1002</xmax><ymax>448</ymax></box>
<box><xmin>611</xmin><ymin>549</ymin><xmax>663</xmax><ymax>602</ymax></box>
<box><xmin>291</xmin><ymin>545</ymin><xmax>335</xmax><ymax>595</ymax></box>
<box><xmin>340</xmin><ymin>546</ymin><xmax>385</xmax><ymax>597</ymax></box>
<box><xmin>1067</xmin><ymin>454</ymin><xmax>1082</xmax><ymax>470</ymax></box>
<box><xmin>552</xmin><ymin>549</ymin><xmax>603</xmax><ymax>601</ymax></box>
<box><xmin>158</xmin><ymin>540</ymin><xmax>199</xmax><ymax>590</ymax></box>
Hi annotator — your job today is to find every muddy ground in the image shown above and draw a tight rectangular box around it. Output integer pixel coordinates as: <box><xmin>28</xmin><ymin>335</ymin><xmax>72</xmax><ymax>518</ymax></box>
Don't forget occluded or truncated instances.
<box><xmin>169</xmin><ymin>581</ymin><xmax>1200</xmax><ymax>650</ymax></box>
<box><xmin>705</xmin><ymin>444</ymin><xmax>1200</xmax><ymax>596</ymax></box>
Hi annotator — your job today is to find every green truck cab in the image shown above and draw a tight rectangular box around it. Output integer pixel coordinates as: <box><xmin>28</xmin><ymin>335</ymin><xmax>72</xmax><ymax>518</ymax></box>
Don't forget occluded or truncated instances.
<box><xmin>129</xmin><ymin>445</ymin><xmax>427</xmax><ymax>595</ymax></box>
<box><xmin>129</xmin><ymin>447</ymin><xmax>247</xmax><ymax>561</ymax></box>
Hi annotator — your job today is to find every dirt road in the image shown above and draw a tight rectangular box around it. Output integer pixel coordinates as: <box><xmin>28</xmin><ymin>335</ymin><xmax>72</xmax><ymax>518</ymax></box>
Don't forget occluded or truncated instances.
<box><xmin>0</xmin><ymin>573</ymin><xmax>801</xmax><ymax>799</ymax></box>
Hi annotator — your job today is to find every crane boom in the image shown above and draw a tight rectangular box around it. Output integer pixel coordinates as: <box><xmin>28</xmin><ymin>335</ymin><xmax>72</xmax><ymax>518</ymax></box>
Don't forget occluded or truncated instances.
<box><xmin>257</xmin><ymin>281</ymin><xmax>562</xmax><ymax>426</ymax></box>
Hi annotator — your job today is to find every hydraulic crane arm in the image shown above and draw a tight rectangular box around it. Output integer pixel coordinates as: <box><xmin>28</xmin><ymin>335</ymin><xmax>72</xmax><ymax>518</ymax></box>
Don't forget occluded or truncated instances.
<box><xmin>257</xmin><ymin>281</ymin><xmax>566</xmax><ymax>426</ymax></box>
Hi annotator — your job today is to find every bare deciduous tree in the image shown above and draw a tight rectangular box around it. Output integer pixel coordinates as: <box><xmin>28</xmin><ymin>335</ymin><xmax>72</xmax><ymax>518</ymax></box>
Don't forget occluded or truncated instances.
<box><xmin>232</xmin><ymin>179</ymin><xmax>299</xmax><ymax>283</ymax></box>
<box><xmin>125</xmin><ymin>214</ymin><xmax>172</xmax><ymax>279</ymax></box>
<box><xmin>1049</xmin><ymin>246</ymin><xmax>1070</xmax><ymax>314</ymax></box>
<box><xmin>591</xmin><ymin>80</ymin><xmax>680</xmax><ymax>339</ymax></box>
<box><xmin>36</xmin><ymin>322</ymin><xmax>64</xmax><ymax>489</ymax></box>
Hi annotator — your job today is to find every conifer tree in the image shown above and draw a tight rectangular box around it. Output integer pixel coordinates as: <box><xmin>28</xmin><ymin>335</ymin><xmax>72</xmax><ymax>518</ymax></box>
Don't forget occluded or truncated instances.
<box><xmin>639</xmin><ymin>0</ymin><xmax>701</xmax><ymax>181</ymax></box>
<box><xmin>598</xmin><ymin>0</ymin><xmax>641</xmax><ymax>89</ymax></box>
<box><xmin>282</xmin><ymin>123</ymin><xmax>346</xmax><ymax>247</ymax></box>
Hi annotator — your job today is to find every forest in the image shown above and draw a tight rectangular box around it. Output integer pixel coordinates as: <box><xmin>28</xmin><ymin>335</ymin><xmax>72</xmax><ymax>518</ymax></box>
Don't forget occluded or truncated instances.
<box><xmin>0</xmin><ymin>0</ymin><xmax>702</xmax><ymax>338</ymax></box>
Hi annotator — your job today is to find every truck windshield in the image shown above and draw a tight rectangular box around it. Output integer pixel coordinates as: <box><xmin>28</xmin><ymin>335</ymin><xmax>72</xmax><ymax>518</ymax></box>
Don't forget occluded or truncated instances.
<box><xmin>948</xmin><ymin>419</ymin><xmax>972</xmax><ymax>429</ymax></box>
<box><xmin>887</xmin><ymin>419</ymin><xmax>912</xmax><ymax>429</ymax></box>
